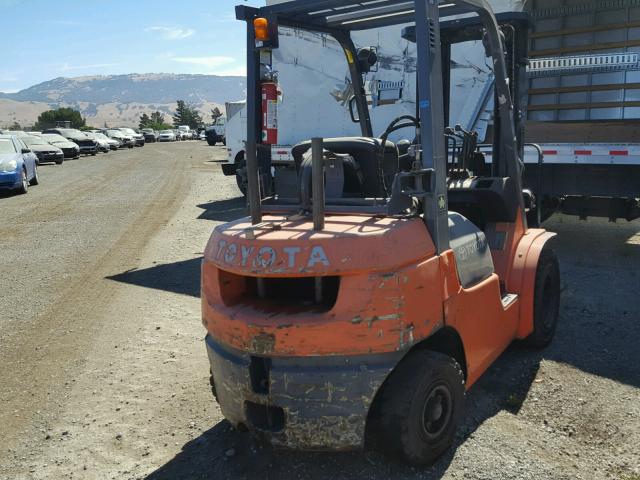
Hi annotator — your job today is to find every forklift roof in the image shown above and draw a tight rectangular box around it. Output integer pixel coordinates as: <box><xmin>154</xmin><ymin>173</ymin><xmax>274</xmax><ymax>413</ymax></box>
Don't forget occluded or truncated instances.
<box><xmin>236</xmin><ymin>0</ymin><xmax>486</xmax><ymax>31</ymax></box>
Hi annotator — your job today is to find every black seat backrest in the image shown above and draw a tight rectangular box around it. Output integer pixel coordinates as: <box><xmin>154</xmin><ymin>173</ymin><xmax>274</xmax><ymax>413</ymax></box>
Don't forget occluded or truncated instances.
<box><xmin>292</xmin><ymin>137</ymin><xmax>398</xmax><ymax>198</ymax></box>
<box><xmin>448</xmin><ymin>176</ymin><xmax>519</xmax><ymax>226</ymax></box>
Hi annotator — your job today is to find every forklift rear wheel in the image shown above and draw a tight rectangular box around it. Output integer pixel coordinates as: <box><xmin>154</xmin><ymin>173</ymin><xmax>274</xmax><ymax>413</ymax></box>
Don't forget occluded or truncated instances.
<box><xmin>524</xmin><ymin>248</ymin><xmax>560</xmax><ymax>348</ymax></box>
<box><xmin>209</xmin><ymin>372</ymin><xmax>218</xmax><ymax>401</ymax></box>
<box><xmin>377</xmin><ymin>350</ymin><xmax>465</xmax><ymax>465</ymax></box>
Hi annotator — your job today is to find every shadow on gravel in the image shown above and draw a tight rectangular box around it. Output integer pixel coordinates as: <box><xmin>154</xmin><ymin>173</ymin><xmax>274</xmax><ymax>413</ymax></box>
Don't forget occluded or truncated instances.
<box><xmin>106</xmin><ymin>258</ymin><xmax>202</xmax><ymax>298</ymax></box>
<box><xmin>197</xmin><ymin>197</ymin><xmax>246</xmax><ymax>222</ymax></box>
<box><xmin>540</xmin><ymin>220</ymin><xmax>640</xmax><ymax>389</ymax></box>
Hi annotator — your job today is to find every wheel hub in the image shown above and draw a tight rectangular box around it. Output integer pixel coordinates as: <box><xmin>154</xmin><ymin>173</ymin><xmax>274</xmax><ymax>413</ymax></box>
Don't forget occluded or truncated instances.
<box><xmin>421</xmin><ymin>384</ymin><xmax>452</xmax><ymax>440</ymax></box>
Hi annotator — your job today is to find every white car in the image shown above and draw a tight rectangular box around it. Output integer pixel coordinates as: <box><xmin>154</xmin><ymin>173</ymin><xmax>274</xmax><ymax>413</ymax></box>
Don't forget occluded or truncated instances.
<box><xmin>157</xmin><ymin>130</ymin><xmax>176</xmax><ymax>142</ymax></box>
<box><xmin>84</xmin><ymin>132</ymin><xmax>111</xmax><ymax>153</ymax></box>
<box><xmin>117</xmin><ymin>128</ymin><xmax>145</xmax><ymax>147</ymax></box>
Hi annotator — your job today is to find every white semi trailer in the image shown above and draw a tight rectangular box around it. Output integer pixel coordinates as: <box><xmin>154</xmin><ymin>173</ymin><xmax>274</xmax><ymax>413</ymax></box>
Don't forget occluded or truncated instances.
<box><xmin>223</xmin><ymin>0</ymin><xmax>640</xmax><ymax>222</ymax></box>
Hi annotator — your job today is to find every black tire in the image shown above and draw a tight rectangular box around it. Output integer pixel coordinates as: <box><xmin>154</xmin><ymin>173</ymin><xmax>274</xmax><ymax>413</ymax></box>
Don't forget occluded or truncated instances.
<box><xmin>18</xmin><ymin>167</ymin><xmax>28</xmax><ymax>194</ymax></box>
<box><xmin>29</xmin><ymin>164</ymin><xmax>39</xmax><ymax>186</ymax></box>
<box><xmin>235</xmin><ymin>159</ymin><xmax>247</xmax><ymax>196</ymax></box>
<box><xmin>209</xmin><ymin>372</ymin><xmax>219</xmax><ymax>402</ymax></box>
<box><xmin>374</xmin><ymin>350</ymin><xmax>465</xmax><ymax>465</ymax></box>
<box><xmin>55</xmin><ymin>158</ymin><xmax>64</xmax><ymax>165</ymax></box>
<box><xmin>523</xmin><ymin>248</ymin><xmax>561</xmax><ymax>348</ymax></box>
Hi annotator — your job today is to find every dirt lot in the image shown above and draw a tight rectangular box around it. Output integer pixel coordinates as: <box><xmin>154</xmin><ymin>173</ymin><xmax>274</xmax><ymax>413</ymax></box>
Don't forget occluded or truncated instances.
<box><xmin>0</xmin><ymin>142</ymin><xmax>638</xmax><ymax>480</ymax></box>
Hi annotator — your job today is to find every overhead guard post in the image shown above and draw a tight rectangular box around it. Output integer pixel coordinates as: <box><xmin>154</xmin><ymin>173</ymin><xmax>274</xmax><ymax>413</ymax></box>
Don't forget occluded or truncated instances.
<box><xmin>312</xmin><ymin>138</ymin><xmax>325</xmax><ymax>231</ymax></box>
<box><xmin>245</xmin><ymin>10</ymin><xmax>262</xmax><ymax>225</ymax></box>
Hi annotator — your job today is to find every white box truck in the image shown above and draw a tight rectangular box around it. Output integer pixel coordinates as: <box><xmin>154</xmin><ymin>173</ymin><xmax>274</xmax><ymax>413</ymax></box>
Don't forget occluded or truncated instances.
<box><xmin>222</xmin><ymin>0</ymin><xmax>640</xmax><ymax>222</ymax></box>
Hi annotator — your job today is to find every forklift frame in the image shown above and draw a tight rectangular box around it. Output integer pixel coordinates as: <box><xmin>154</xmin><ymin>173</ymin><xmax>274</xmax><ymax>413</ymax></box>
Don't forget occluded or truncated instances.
<box><xmin>236</xmin><ymin>0</ymin><xmax>525</xmax><ymax>254</ymax></box>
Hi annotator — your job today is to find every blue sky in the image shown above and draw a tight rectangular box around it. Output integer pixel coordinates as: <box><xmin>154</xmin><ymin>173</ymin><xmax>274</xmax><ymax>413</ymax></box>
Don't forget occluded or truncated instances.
<box><xmin>0</xmin><ymin>0</ymin><xmax>263</xmax><ymax>93</ymax></box>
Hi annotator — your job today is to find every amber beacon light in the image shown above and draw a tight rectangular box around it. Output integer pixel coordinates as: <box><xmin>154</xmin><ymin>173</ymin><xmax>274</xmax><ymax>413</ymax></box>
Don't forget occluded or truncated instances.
<box><xmin>254</xmin><ymin>17</ymin><xmax>270</xmax><ymax>41</ymax></box>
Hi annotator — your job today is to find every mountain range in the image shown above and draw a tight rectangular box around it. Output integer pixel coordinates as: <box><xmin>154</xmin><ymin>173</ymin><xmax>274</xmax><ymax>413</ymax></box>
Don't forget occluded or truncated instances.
<box><xmin>0</xmin><ymin>73</ymin><xmax>247</xmax><ymax>128</ymax></box>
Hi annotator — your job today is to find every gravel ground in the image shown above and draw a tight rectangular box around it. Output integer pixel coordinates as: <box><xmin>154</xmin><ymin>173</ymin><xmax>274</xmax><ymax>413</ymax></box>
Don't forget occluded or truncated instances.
<box><xmin>0</xmin><ymin>142</ymin><xmax>638</xmax><ymax>480</ymax></box>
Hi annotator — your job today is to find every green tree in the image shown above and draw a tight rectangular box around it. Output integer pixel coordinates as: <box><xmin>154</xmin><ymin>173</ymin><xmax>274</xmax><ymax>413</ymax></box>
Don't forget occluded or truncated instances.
<box><xmin>34</xmin><ymin>107</ymin><xmax>86</xmax><ymax>130</ymax></box>
<box><xmin>139</xmin><ymin>113</ymin><xmax>151</xmax><ymax>129</ymax></box>
<box><xmin>140</xmin><ymin>111</ymin><xmax>171</xmax><ymax>130</ymax></box>
<box><xmin>173</xmin><ymin>100</ymin><xmax>203</xmax><ymax>130</ymax></box>
<box><xmin>149</xmin><ymin>111</ymin><xmax>170</xmax><ymax>130</ymax></box>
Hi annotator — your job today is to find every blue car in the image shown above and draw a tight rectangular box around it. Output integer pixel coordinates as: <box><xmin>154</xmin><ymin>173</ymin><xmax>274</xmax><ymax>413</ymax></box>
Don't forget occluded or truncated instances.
<box><xmin>0</xmin><ymin>135</ymin><xmax>39</xmax><ymax>194</ymax></box>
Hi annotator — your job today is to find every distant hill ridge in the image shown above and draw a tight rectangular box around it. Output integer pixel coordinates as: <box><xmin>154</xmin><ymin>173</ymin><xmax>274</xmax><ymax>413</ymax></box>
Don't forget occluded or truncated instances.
<box><xmin>0</xmin><ymin>73</ymin><xmax>247</xmax><ymax>128</ymax></box>
<box><xmin>0</xmin><ymin>73</ymin><xmax>247</xmax><ymax>105</ymax></box>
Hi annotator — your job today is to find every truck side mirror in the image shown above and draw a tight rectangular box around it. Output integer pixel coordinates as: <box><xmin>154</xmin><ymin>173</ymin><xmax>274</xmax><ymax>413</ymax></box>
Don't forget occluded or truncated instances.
<box><xmin>348</xmin><ymin>96</ymin><xmax>360</xmax><ymax>123</ymax></box>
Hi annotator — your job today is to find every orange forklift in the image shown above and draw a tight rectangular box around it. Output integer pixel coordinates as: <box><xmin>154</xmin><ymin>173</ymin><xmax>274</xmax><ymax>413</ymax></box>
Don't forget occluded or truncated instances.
<box><xmin>201</xmin><ymin>0</ymin><xmax>560</xmax><ymax>465</ymax></box>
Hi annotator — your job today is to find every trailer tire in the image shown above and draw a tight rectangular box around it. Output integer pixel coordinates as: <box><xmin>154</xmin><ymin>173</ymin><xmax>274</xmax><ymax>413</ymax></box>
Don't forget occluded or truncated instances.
<box><xmin>524</xmin><ymin>248</ymin><xmax>560</xmax><ymax>348</ymax></box>
<box><xmin>375</xmin><ymin>350</ymin><xmax>465</xmax><ymax>465</ymax></box>
<box><xmin>235</xmin><ymin>158</ymin><xmax>247</xmax><ymax>196</ymax></box>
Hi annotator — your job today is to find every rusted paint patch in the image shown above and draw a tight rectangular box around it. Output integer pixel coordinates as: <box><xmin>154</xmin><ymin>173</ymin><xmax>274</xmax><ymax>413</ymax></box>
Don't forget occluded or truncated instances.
<box><xmin>399</xmin><ymin>324</ymin><xmax>415</xmax><ymax>350</ymax></box>
<box><xmin>252</xmin><ymin>332</ymin><xmax>276</xmax><ymax>354</ymax></box>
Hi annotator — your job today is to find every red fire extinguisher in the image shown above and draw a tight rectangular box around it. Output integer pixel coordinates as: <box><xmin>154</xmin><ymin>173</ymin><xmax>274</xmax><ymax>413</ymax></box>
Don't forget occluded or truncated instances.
<box><xmin>261</xmin><ymin>82</ymin><xmax>278</xmax><ymax>145</ymax></box>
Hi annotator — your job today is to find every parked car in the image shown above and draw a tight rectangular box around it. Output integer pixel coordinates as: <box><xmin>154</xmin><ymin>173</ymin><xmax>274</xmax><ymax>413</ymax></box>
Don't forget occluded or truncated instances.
<box><xmin>22</xmin><ymin>135</ymin><xmax>64</xmax><ymax>165</ymax></box>
<box><xmin>178</xmin><ymin>125</ymin><xmax>192</xmax><ymax>140</ymax></box>
<box><xmin>41</xmin><ymin>134</ymin><xmax>80</xmax><ymax>159</ymax></box>
<box><xmin>6</xmin><ymin>130</ymin><xmax>29</xmax><ymax>137</ymax></box>
<box><xmin>103</xmin><ymin>129</ymin><xmax>134</xmax><ymax>149</ymax></box>
<box><xmin>42</xmin><ymin>128</ymin><xmax>98</xmax><ymax>156</ymax></box>
<box><xmin>141</xmin><ymin>129</ymin><xmax>157</xmax><ymax>143</ymax></box>
<box><xmin>158</xmin><ymin>130</ymin><xmax>176</xmax><ymax>142</ymax></box>
<box><xmin>84</xmin><ymin>132</ymin><xmax>111</xmax><ymax>153</ymax></box>
<box><xmin>91</xmin><ymin>132</ymin><xmax>119</xmax><ymax>151</ymax></box>
<box><xmin>0</xmin><ymin>135</ymin><xmax>39</xmax><ymax>194</ymax></box>
<box><xmin>118</xmin><ymin>128</ymin><xmax>145</xmax><ymax>147</ymax></box>
<box><xmin>199</xmin><ymin>130</ymin><xmax>206</xmax><ymax>140</ymax></box>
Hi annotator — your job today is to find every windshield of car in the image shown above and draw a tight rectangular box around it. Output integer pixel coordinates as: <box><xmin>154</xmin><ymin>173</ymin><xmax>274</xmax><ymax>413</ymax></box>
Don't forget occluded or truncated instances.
<box><xmin>42</xmin><ymin>134</ymin><xmax>67</xmax><ymax>143</ymax></box>
<box><xmin>66</xmin><ymin>130</ymin><xmax>88</xmax><ymax>140</ymax></box>
<box><xmin>160</xmin><ymin>130</ymin><xmax>173</xmax><ymax>134</ymax></box>
<box><xmin>23</xmin><ymin>136</ymin><xmax>48</xmax><ymax>146</ymax></box>
<box><xmin>120</xmin><ymin>128</ymin><xmax>136</xmax><ymax>135</ymax></box>
<box><xmin>93</xmin><ymin>133</ymin><xmax>108</xmax><ymax>140</ymax></box>
<box><xmin>107</xmin><ymin>130</ymin><xmax>124</xmax><ymax>138</ymax></box>
<box><xmin>0</xmin><ymin>138</ymin><xmax>16</xmax><ymax>154</ymax></box>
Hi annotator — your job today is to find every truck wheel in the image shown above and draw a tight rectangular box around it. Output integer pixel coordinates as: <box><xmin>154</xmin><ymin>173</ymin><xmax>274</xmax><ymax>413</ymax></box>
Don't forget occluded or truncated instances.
<box><xmin>524</xmin><ymin>248</ymin><xmax>560</xmax><ymax>348</ymax></box>
<box><xmin>236</xmin><ymin>159</ymin><xmax>248</xmax><ymax>196</ymax></box>
<box><xmin>376</xmin><ymin>350</ymin><xmax>465</xmax><ymax>465</ymax></box>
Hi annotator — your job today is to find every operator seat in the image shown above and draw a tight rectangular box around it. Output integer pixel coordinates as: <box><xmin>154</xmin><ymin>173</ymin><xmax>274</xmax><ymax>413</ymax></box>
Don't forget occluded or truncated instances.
<box><xmin>447</xmin><ymin>176</ymin><xmax>520</xmax><ymax>229</ymax></box>
<box><xmin>447</xmin><ymin>212</ymin><xmax>495</xmax><ymax>289</ymax></box>
<box><xmin>292</xmin><ymin>137</ymin><xmax>399</xmax><ymax>198</ymax></box>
